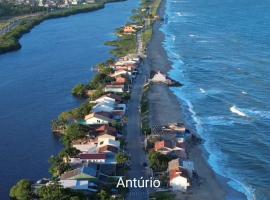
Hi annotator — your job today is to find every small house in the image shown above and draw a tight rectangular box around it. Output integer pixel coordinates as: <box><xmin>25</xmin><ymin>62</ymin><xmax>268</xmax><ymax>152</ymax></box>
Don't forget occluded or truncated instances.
<box><xmin>104</xmin><ymin>85</ymin><xmax>125</xmax><ymax>93</ymax></box>
<box><xmin>169</xmin><ymin>169</ymin><xmax>190</xmax><ymax>192</ymax></box>
<box><xmin>84</xmin><ymin>113</ymin><xmax>112</xmax><ymax>125</ymax></box>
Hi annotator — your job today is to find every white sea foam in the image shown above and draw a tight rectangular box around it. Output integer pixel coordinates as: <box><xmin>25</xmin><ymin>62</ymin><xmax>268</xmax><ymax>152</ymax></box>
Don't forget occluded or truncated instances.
<box><xmin>189</xmin><ymin>34</ymin><xmax>196</xmax><ymax>37</ymax></box>
<box><xmin>199</xmin><ymin>88</ymin><xmax>206</xmax><ymax>93</ymax></box>
<box><xmin>228</xmin><ymin>180</ymin><xmax>256</xmax><ymax>200</ymax></box>
<box><xmin>176</xmin><ymin>12</ymin><xmax>182</xmax><ymax>16</ymax></box>
<box><xmin>161</xmin><ymin>2</ymin><xmax>254</xmax><ymax>199</ymax></box>
<box><xmin>242</xmin><ymin>109</ymin><xmax>270</xmax><ymax>120</ymax></box>
<box><xmin>230</xmin><ymin>106</ymin><xmax>247</xmax><ymax>117</ymax></box>
<box><xmin>242</xmin><ymin>91</ymin><xmax>248</xmax><ymax>94</ymax></box>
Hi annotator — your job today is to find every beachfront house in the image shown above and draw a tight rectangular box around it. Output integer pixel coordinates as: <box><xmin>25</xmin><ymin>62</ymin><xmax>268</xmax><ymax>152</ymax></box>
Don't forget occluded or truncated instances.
<box><xmin>169</xmin><ymin>169</ymin><xmax>190</xmax><ymax>192</ymax></box>
<box><xmin>151</xmin><ymin>71</ymin><xmax>167</xmax><ymax>83</ymax></box>
<box><xmin>110</xmin><ymin>70</ymin><xmax>129</xmax><ymax>78</ymax></box>
<box><xmin>104</xmin><ymin>85</ymin><xmax>125</xmax><ymax>93</ymax></box>
<box><xmin>84</xmin><ymin>113</ymin><xmax>112</xmax><ymax>125</ymax></box>
<box><xmin>168</xmin><ymin>158</ymin><xmax>195</xmax><ymax>179</ymax></box>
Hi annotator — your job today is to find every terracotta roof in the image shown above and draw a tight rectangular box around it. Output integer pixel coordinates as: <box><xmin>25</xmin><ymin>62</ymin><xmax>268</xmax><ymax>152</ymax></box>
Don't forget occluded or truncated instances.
<box><xmin>60</xmin><ymin>166</ymin><xmax>97</xmax><ymax>180</ymax></box>
<box><xmin>98</xmin><ymin>145</ymin><xmax>118</xmax><ymax>153</ymax></box>
<box><xmin>96</xmin><ymin>124</ymin><xmax>117</xmax><ymax>133</ymax></box>
<box><xmin>79</xmin><ymin>153</ymin><xmax>106</xmax><ymax>160</ymax></box>
<box><xmin>169</xmin><ymin>169</ymin><xmax>182</xmax><ymax>181</ymax></box>
<box><xmin>154</xmin><ymin>140</ymin><xmax>172</xmax><ymax>151</ymax></box>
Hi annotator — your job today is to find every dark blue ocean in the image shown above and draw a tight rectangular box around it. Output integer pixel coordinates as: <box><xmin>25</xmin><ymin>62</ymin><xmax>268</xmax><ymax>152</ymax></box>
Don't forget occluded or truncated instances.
<box><xmin>162</xmin><ymin>0</ymin><xmax>270</xmax><ymax>199</ymax></box>
<box><xmin>0</xmin><ymin>0</ymin><xmax>138</xmax><ymax>198</ymax></box>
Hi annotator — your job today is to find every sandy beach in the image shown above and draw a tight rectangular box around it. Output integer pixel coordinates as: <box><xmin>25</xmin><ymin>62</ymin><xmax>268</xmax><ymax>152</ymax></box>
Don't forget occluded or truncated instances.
<box><xmin>143</xmin><ymin>0</ymin><xmax>247</xmax><ymax>199</ymax></box>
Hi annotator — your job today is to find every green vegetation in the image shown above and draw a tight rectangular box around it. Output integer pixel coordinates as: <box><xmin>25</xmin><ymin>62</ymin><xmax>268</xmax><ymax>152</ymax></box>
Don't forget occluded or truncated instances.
<box><xmin>49</xmin><ymin>154</ymin><xmax>71</xmax><ymax>178</ymax></box>
<box><xmin>62</xmin><ymin>124</ymin><xmax>88</xmax><ymax>145</ymax></box>
<box><xmin>150</xmin><ymin>192</ymin><xmax>175</xmax><ymax>200</ymax></box>
<box><xmin>37</xmin><ymin>183</ymin><xmax>86</xmax><ymax>200</ymax></box>
<box><xmin>0</xmin><ymin>2</ymin><xmax>44</xmax><ymax>17</ymax></box>
<box><xmin>116</xmin><ymin>152</ymin><xmax>129</xmax><ymax>165</ymax></box>
<box><xmin>72</xmin><ymin>72</ymin><xmax>114</xmax><ymax>97</ymax></box>
<box><xmin>9</xmin><ymin>179</ymin><xmax>34</xmax><ymax>200</ymax></box>
<box><xmin>148</xmin><ymin>151</ymin><xmax>170</xmax><ymax>171</ymax></box>
<box><xmin>105</xmin><ymin>34</ymin><xmax>137</xmax><ymax>57</ymax></box>
<box><xmin>58</xmin><ymin>103</ymin><xmax>94</xmax><ymax>123</ymax></box>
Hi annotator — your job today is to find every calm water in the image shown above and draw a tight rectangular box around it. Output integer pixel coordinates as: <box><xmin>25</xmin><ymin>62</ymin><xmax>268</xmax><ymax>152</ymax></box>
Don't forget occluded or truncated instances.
<box><xmin>0</xmin><ymin>0</ymin><xmax>138</xmax><ymax>198</ymax></box>
<box><xmin>162</xmin><ymin>0</ymin><xmax>270</xmax><ymax>199</ymax></box>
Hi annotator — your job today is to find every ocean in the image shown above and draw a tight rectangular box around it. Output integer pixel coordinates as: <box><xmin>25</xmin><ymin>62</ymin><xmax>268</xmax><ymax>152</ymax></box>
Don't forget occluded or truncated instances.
<box><xmin>0</xmin><ymin>0</ymin><xmax>138</xmax><ymax>198</ymax></box>
<box><xmin>161</xmin><ymin>0</ymin><xmax>270</xmax><ymax>199</ymax></box>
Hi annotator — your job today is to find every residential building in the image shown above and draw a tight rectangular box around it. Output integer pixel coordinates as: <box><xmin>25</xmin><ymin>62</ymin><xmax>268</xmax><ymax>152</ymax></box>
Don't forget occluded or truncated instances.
<box><xmin>104</xmin><ymin>85</ymin><xmax>125</xmax><ymax>93</ymax></box>
<box><xmin>169</xmin><ymin>169</ymin><xmax>190</xmax><ymax>192</ymax></box>
<box><xmin>123</xmin><ymin>26</ymin><xmax>136</xmax><ymax>34</ymax></box>
<box><xmin>79</xmin><ymin>153</ymin><xmax>107</xmax><ymax>163</ymax></box>
<box><xmin>97</xmin><ymin>138</ymin><xmax>120</xmax><ymax>149</ymax></box>
<box><xmin>84</xmin><ymin>113</ymin><xmax>112</xmax><ymax>125</ymax></box>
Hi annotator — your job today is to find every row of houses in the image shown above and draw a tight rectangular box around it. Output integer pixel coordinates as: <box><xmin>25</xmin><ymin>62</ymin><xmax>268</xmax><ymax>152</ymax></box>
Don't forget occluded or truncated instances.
<box><xmin>58</xmin><ymin>54</ymin><xmax>142</xmax><ymax>193</ymax></box>
<box><xmin>150</xmin><ymin>124</ymin><xmax>195</xmax><ymax>192</ymax></box>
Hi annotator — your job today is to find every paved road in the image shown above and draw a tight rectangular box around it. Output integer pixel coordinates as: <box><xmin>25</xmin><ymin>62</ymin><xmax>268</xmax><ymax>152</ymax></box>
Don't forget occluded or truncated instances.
<box><xmin>0</xmin><ymin>13</ymin><xmax>41</xmax><ymax>36</ymax></box>
<box><xmin>126</xmin><ymin>66</ymin><xmax>149</xmax><ymax>200</ymax></box>
<box><xmin>126</xmin><ymin>32</ymin><xmax>150</xmax><ymax>200</ymax></box>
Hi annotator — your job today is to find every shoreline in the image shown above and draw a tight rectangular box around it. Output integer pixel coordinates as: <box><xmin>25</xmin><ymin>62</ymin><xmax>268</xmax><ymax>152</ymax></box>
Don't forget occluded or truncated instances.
<box><xmin>146</xmin><ymin>0</ymin><xmax>247</xmax><ymax>199</ymax></box>
<box><xmin>0</xmin><ymin>0</ymin><xmax>125</xmax><ymax>55</ymax></box>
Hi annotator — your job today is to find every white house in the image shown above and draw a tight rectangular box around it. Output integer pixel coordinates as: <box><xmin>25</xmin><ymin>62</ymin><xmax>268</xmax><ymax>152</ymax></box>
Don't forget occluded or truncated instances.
<box><xmin>90</xmin><ymin>96</ymin><xmax>115</xmax><ymax>104</ymax></box>
<box><xmin>109</xmin><ymin>70</ymin><xmax>129</xmax><ymax>78</ymax></box>
<box><xmin>97</xmin><ymin>138</ymin><xmax>120</xmax><ymax>149</ymax></box>
<box><xmin>73</xmin><ymin>142</ymin><xmax>97</xmax><ymax>153</ymax></box>
<box><xmin>104</xmin><ymin>85</ymin><xmax>124</xmax><ymax>93</ymax></box>
<box><xmin>151</xmin><ymin>71</ymin><xmax>167</xmax><ymax>83</ymax></box>
<box><xmin>92</xmin><ymin>102</ymin><xmax>115</xmax><ymax>113</ymax></box>
<box><xmin>169</xmin><ymin>169</ymin><xmax>190</xmax><ymax>192</ymax></box>
<box><xmin>84</xmin><ymin>113</ymin><xmax>112</xmax><ymax>125</ymax></box>
<box><xmin>97</xmin><ymin>133</ymin><xmax>116</xmax><ymax>141</ymax></box>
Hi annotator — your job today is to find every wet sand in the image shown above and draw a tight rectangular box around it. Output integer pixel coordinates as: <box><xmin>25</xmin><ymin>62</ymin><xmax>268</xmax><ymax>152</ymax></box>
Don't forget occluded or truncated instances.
<box><xmin>144</xmin><ymin>0</ymin><xmax>246</xmax><ymax>199</ymax></box>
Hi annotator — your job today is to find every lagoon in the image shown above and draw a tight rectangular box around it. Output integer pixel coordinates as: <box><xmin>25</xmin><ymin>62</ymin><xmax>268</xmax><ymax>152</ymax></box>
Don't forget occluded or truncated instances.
<box><xmin>0</xmin><ymin>0</ymin><xmax>138</xmax><ymax>198</ymax></box>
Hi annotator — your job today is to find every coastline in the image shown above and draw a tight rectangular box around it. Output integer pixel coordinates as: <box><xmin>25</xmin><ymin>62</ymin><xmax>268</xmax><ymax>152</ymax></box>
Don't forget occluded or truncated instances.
<box><xmin>0</xmin><ymin>0</ymin><xmax>125</xmax><ymax>55</ymax></box>
<box><xmin>146</xmin><ymin>0</ymin><xmax>247</xmax><ymax>199</ymax></box>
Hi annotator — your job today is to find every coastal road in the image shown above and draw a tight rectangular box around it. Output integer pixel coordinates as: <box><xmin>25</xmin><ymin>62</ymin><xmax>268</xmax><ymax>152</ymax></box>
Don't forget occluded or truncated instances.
<box><xmin>0</xmin><ymin>13</ymin><xmax>41</xmax><ymax>36</ymax></box>
<box><xmin>126</xmin><ymin>60</ymin><xmax>149</xmax><ymax>199</ymax></box>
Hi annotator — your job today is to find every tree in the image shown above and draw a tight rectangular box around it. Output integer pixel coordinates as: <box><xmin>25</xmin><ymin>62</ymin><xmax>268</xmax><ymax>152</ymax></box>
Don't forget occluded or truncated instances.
<box><xmin>97</xmin><ymin>190</ymin><xmax>110</xmax><ymax>200</ymax></box>
<box><xmin>72</xmin><ymin>84</ymin><xmax>87</xmax><ymax>97</ymax></box>
<box><xmin>148</xmin><ymin>151</ymin><xmax>170</xmax><ymax>171</ymax></box>
<box><xmin>116</xmin><ymin>152</ymin><xmax>129</xmax><ymax>165</ymax></box>
<box><xmin>10</xmin><ymin>179</ymin><xmax>33</xmax><ymax>200</ymax></box>
<box><xmin>49</xmin><ymin>154</ymin><xmax>71</xmax><ymax>178</ymax></box>
<box><xmin>38</xmin><ymin>184</ymin><xmax>85</xmax><ymax>200</ymax></box>
<box><xmin>63</xmin><ymin>124</ymin><xmax>87</xmax><ymax>146</ymax></box>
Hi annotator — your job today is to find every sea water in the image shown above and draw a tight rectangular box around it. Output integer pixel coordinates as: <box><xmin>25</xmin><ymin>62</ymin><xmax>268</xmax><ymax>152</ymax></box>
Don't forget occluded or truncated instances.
<box><xmin>161</xmin><ymin>0</ymin><xmax>270</xmax><ymax>199</ymax></box>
